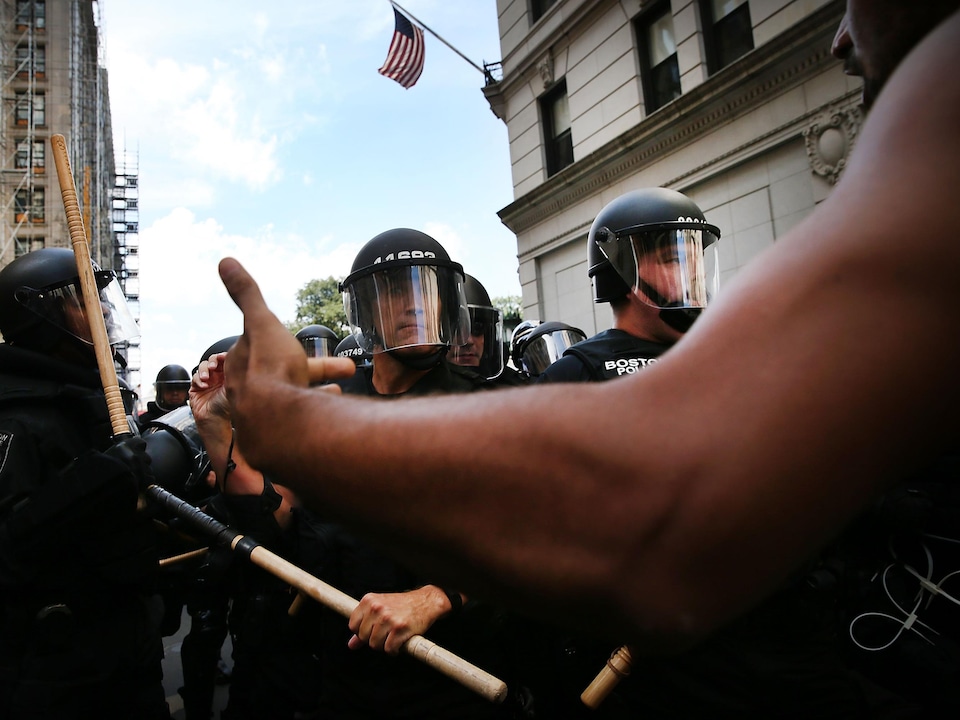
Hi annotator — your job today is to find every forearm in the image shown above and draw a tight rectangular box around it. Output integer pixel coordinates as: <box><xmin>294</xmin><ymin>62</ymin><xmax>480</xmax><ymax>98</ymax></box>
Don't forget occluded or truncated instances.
<box><xmin>233</xmin><ymin>381</ymin><xmax>692</xmax><ymax>641</ymax></box>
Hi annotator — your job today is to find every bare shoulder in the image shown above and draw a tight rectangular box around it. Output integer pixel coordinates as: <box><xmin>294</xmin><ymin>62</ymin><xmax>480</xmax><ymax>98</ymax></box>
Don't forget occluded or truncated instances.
<box><xmin>836</xmin><ymin>10</ymin><xmax>960</xmax><ymax>239</ymax></box>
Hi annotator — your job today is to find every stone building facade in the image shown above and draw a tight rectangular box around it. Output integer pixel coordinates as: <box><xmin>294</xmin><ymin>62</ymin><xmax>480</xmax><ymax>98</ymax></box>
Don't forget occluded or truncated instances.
<box><xmin>485</xmin><ymin>0</ymin><xmax>861</xmax><ymax>334</ymax></box>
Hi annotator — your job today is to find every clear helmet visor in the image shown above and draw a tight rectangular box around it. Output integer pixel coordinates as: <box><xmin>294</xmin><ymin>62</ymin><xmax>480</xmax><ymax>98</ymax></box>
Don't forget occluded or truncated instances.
<box><xmin>596</xmin><ymin>226</ymin><xmax>720</xmax><ymax>310</ymax></box>
<box><xmin>342</xmin><ymin>264</ymin><xmax>469</xmax><ymax>354</ymax></box>
<box><xmin>450</xmin><ymin>305</ymin><xmax>505</xmax><ymax>379</ymax></box>
<box><xmin>299</xmin><ymin>336</ymin><xmax>338</xmax><ymax>358</ymax></box>
<box><xmin>16</xmin><ymin>270</ymin><xmax>141</xmax><ymax>346</ymax></box>
<box><xmin>521</xmin><ymin>328</ymin><xmax>587</xmax><ymax>376</ymax></box>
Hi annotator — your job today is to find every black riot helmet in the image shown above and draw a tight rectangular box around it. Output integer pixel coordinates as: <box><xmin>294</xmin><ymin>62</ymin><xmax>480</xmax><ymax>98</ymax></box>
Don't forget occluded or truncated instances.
<box><xmin>154</xmin><ymin>364</ymin><xmax>191</xmax><ymax>412</ymax></box>
<box><xmin>0</xmin><ymin>247</ymin><xmax>140</xmax><ymax>355</ymax></box>
<box><xmin>587</xmin><ymin>225</ymin><xmax>632</xmax><ymax>303</ymax></box>
<box><xmin>118</xmin><ymin>376</ymin><xmax>140</xmax><ymax>417</ymax></box>
<box><xmin>334</xmin><ymin>333</ymin><xmax>373</xmax><ymax>369</ymax></box>
<box><xmin>295</xmin><ymin>324</ymin><xmax>339</xmax><ymax>358</ymax></box>
<box><xmin>590</xmin><ymin>188</ymin><xmax>721</xmax><ymax>332</ymax></box>
<box><xmin>450</xmin><ymin>274</ymin><xmax>505</xmax><ymax>380</ymax></box>
<box><xmin>509</xmin><ymin>320</ymin><xmax>540</xmax><ymax>370</ymax></box>
<box><xmin>513</xmin><ymin>320</ymin><xmax>586</xmax><ymax>378</ymax></box>
<box><xmin>339</xmin><ymin>229</ymin><xmax>470</xmax><ymax>369</ymax></box>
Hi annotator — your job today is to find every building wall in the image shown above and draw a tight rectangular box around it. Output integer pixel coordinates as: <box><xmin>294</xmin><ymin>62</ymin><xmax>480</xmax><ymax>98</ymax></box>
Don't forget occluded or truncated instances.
<box><xmin>0</xmin><ymin>0</ymin><xmax>136</xmax><ymax>373</ymax></box>
<box><xmin>489</xmin><ymin>0</ymin><xmax>862</xmax><ymax>334</ymax></box>
<box><xmin>0</xmin><ymin>0</ymin><xmax>116</xmax><ymax>271</ymax></box>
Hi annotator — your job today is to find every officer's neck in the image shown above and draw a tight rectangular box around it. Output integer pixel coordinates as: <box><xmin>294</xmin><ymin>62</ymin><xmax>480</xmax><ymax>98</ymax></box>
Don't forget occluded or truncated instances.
<box><xmin>371</xmin><ymin>350</ymin><xmax>431</xmax><ymax>395</ymax></box>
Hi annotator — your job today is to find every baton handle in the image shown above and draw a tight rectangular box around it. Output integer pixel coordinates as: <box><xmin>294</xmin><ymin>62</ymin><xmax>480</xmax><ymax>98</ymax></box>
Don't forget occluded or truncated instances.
<box><xmin>50</xmin><ymin>134</ymin><xmax>128</xmax><ymax>437</ymax></box>
<box><xmin>580</xmin><ymin>644</ymin><xmax>634</xmax><ymax>709</ymax></box>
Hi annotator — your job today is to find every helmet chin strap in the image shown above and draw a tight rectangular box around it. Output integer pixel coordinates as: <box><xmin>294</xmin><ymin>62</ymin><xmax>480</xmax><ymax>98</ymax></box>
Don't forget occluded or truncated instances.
<box><xmin>636</xmin><ymin>277</ymin><xmax>701</xmax><ymax>333</ymax></box>
<box><xmin>387</xmin><ymin>345</ymin><xmax>448</xmax><ymax>371</ymax></box>
<box><xmin>659</xmin><ymin>307</ymin><xmax>700</xmax><ymax>333</ymax></box>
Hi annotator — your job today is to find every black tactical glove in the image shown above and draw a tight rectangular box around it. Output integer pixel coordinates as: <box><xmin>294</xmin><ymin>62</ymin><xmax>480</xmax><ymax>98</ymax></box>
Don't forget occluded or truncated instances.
<box><xmin>105</xmin><ymin>435</ymin><xmax>155</xmax><ymax>490</ymax></box>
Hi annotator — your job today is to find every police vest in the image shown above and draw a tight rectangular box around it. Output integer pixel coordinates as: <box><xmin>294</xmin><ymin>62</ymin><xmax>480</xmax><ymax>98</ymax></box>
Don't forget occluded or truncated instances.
<box><xmin>563</xmin><ymin>329</ymin><xmax>670</xmax><ymax>381</ymax></box>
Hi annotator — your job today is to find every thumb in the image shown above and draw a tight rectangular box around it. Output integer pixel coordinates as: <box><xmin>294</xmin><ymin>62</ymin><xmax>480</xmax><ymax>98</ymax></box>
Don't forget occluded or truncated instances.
<box><xmin>219</xmin><ymin>257</ymin><xmax>273</xmax><ymax>323</ymax></box>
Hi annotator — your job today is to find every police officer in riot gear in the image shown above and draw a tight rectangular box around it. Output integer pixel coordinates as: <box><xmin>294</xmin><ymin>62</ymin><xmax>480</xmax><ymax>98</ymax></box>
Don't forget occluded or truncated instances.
<box><xmin>334</xmin><ymin>333</ymin><xmax>372</xmax><ymax>369</ymax></box>
<box><xmin>138</xmin><ymin>363</ymin><xmax>191</xmax><ymax>429</ymax></box>
<box><xmin>538</xmin><ymin>187</ymin><xmax>719</xmax><ymax>384</ymax></box>
<box><xmin>536</xmin><ymin>190</ymin><xmax>894</xmax><ymax>717</ymax></box>
<box><xmin>513</xmin><ymin>320</ymin><xmax>587</xmax><ymax>380</ymax></box>
<box><xmin>508</xmin><ymin>320</ymin><xmax>538</xmax><ymax>369</ymax></box>
<box><xmin>450</xmin><ymin>274</ymin><xmax>527</xmax><ymax>387</ymax></box>
<box><xmin>0</xmin><ymin>247</ymin><xmax>169</xmax><ymax>719</ymax></box>
<box><xmin>300</xmin><ymin>229</ymin><xmax>505</xmax><ymax>718</ymax></box>
<box><xmin>295</xmin><ymin>324</ymin><xmax>339</xmax><ymax>358</ymax></box>
<box><xmin>517</xmin><ymin>189</ymin><xmax>720</xmax><ymax>716</ymax></box>
<box><xmin>450</xmin><ymin>274</ymin><xmax>504</xmax><ymax>379</ymax></box>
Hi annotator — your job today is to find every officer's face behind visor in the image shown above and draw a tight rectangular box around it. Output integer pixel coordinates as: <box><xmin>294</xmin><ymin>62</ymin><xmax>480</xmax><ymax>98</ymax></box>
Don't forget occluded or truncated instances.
<box><xmin>344</xmin><ymin>264</ymin><xmax>470</xmax><ymax>353</ymax></box>
<box><xmin>450</xmin><ymin>305</ymin><xmax>505</xmax><ymax>379</ymax></box>
<box><xmin>595</xmin><ymin>226</ymin><xmax>720</xmax><ymax>310</ymax></box>
<box><xmin>17</xmin><ymin>271</ymin><xmax>140</xmax><ymax>346</ymax></box>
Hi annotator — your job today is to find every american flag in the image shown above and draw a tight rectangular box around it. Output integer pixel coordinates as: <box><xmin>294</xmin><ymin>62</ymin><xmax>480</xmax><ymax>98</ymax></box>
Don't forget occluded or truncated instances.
<box><xmin>378</xmin><ymin>6</ymin><xmax>425</xmax><ymax>89</ymax></box>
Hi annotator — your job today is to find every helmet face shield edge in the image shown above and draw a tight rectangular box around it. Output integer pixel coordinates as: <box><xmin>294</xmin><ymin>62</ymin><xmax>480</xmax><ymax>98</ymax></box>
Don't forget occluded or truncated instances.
<box><xmin>15</xmin><ymin>270</ymin><xmax>140</xmax><ymax>346</ymax></box>
<box><xmin>595</xmin><ymin>224</ymin><xmax>720</xmax><ymax>311</ymax></box>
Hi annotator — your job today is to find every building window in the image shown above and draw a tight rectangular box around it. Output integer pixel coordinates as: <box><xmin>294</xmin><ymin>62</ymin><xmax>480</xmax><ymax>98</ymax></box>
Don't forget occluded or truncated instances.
<box><xmin>701</xmin><ymin>0</ymin><xmax>754</xmax><ymax>73</ymax></box>
<box><xmin>16</xmin><ymin>45</ymin><xmax>45</xmax><ymax>78</ymax></box>
<box><xmin>541</xmin><ymin>80</ymin><xmax>573</xmax><ymax>177</ymax></box>
<box><xmin>15</xmin><ymin>140</ymin><xmax>45</xmax><ymax>172</ymax></box>
<box><xmin>15</xmin><ymin>140</ymin><xmax>29</xmax><ymax>169</ymax></box>
<box><xmin>14</xmin><ymin>91</ymin><xmax>44</xmax><ymax>127</ymax></box>
<box><xmin>637</xmin><ymin>3</ymin><xmax>681</xmax><ymax>113</ymax></box>
<box><xmin>15</xmin><ymin>45</ymin><xmax>29</xmax><ymax>78</ymax></box>
<box><xmin>33</xmin><ymin>140</ymin><xmax>44</xmax><ymax>172</ymax></box>
<box><xmin>15</xmin><ymin>93</ymin><xmax>29</xmax><ymax>126</ymax></box>
<box><xmin>531</xmin><ymin>0</ymin><xmax>558</xmax><ymax>24</ymax></box>
<box><xmin>33</xmin><ymin>93</ymin><xmax>45</xmax><ymax>126</ymax></box>
<box><xmin>14</xmin><ymin>237</ymin><xmax>45</xmax><ymax>258</ymax></box>
<box><xmin>16</xmin><ymin>1</ymin><xmax>45</xmax><ymax>31</ymax></box>
<box><xmin>14</xmin><ymin>188</ymin><xmax>44</xmax><ymax>223</ymax></box>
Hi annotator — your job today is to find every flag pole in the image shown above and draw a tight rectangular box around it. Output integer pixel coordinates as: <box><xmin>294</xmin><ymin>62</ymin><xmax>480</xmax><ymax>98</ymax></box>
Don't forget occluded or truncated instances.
<box><xmin>390</xmin><ymin>1</ymin><xmax>486</xmax><ymax>76</ymax></box>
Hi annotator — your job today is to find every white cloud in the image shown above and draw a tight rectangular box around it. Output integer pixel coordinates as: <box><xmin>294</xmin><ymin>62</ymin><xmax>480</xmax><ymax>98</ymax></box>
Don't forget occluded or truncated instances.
<box><xmin>135</xmin><ymin>208</ymin><xmax>362</xmax><ymax>397</ymax></box>
<box><xmin>423</xmin><ymin>222</ymin><xmax>466</xmax><ymax>265</ymax></box>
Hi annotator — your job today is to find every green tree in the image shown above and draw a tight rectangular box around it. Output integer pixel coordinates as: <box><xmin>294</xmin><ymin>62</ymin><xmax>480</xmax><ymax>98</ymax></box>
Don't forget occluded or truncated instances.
<box><xmin>285</xmin><ymin>276</ymin><xmax>349</xmax><ymax>336</ymax></box>
<box><xmin>493</xmin><ymin>295</ymin><xmax>523</xmax><ymax>335</ymax></box>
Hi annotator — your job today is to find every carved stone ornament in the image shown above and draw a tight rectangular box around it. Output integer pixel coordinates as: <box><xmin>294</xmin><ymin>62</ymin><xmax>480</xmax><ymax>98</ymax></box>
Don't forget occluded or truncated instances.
<box><xmin>803</xmin><ymin>107</ymin><xmax>862</xmax><ymax>184</ymax></box>
<box><xmin>537</xmin><ymin>56</ymin><xmax>554</xmax><ymax>87</ymax></box>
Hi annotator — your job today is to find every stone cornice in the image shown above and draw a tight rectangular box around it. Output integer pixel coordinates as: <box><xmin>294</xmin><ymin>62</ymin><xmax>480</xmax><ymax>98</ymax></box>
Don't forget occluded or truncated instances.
<box><xmin>497</xmin><ymin>0</ymin><xmax>610</xmax><ymax>97</ymax></box>
<box><xmin>499</xmin><ymin>1</ymin><xmax>846</xmax><ymax>235</ymax></box>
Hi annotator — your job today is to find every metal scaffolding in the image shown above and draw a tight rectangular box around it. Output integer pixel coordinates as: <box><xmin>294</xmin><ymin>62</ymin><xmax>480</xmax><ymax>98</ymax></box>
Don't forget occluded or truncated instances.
<box><xmin>0</xmin><ymin>1</ymin><xmax>133</xmax><ymax>383</ymax></box>
<box><xmin>113</xmin><ymin>145</ymin><xmax>139</xmax><ymax>388</ymax></box>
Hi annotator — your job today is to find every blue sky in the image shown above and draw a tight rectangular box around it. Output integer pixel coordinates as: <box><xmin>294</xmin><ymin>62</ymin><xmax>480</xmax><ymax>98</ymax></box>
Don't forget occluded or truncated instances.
<box><xmin>100</xmin><ymin>1</ymin><xmax>517</xmax><ymax>399</ymax></box>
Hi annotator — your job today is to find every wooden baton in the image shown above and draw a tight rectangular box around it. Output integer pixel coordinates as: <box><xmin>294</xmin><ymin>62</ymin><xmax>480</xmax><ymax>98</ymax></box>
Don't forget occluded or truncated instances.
<box><xmin>580</xmin><ymin>644</ymin><xmax>634</xmax><ymax>709</ymax></box>
<box><xmin>50</xmin><ymin>134</ymin><xmax>129</xmax><ymax>437</ymax></box>
<box><xmin>144</xmin><ymin>484</ymin><xmax>509</xmax><ymax>704</ymax></box>
<box><xmin>158</xmin><ymin>547</ymin><xmax>210</xmax><ymax>568</ymax></box>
